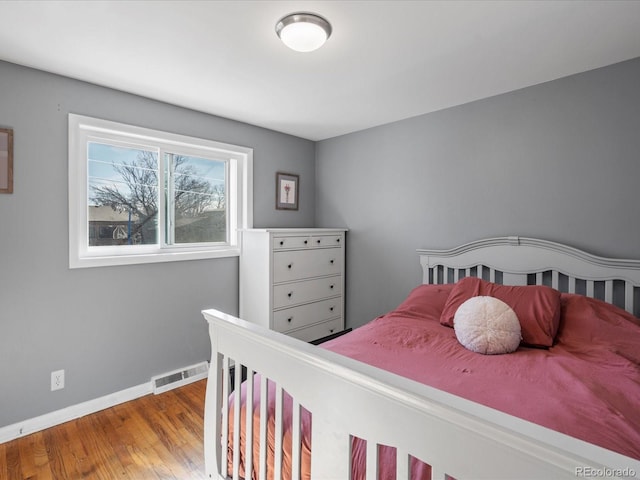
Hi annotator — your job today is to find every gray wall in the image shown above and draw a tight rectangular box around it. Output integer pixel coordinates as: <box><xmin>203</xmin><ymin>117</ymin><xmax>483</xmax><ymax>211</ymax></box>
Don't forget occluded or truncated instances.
<box><xmin>0</xmin><ymin>61</ymin><xmax>315</xmax><ymax>427</ymax></box>
<box><xmin>316</xmin><ymin>57</ymin><xmax>640</xmax><ymax>329</ymax></box>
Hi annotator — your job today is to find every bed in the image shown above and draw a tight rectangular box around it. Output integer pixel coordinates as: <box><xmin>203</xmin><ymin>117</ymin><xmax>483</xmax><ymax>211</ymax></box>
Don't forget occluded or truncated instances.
<box><xmin>202</xmin><ymin>236</ymin><xmax>640</xmax><ymax>479</ymax></box>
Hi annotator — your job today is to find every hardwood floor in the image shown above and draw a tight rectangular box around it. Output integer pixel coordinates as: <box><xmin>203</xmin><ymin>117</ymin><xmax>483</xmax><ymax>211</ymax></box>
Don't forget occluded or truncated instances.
<box><xmin>0</xmin><ymin>379</ymin><xmax>208</xmax><ymax>479</ymax></box>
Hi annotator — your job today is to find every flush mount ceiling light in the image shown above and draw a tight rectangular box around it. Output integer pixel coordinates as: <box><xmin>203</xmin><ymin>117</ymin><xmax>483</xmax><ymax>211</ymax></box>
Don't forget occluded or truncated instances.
<box><xmin>275</xmin><ymin>12</ymin><xmax>332</xmax><ymax>52</ymax></box>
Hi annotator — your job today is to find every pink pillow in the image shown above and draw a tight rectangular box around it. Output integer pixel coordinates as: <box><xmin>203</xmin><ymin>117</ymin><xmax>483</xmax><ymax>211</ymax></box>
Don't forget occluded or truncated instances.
<box><xmin>440</xmin><ymin>277</ymin><xmax>561</xmax><ymax>347</ymax></box>
<box><xmin>388</xmin><ymin>284</ymin><xmax>454</xmax><ymax>322</ymax></box>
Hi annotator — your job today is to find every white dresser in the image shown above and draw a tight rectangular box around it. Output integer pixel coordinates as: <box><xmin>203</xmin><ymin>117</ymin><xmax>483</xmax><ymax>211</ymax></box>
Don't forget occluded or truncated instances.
<box><xmin>240</xmin><ymin>228</ymin><xmax>347</xmax><ymax>342</ymax></box>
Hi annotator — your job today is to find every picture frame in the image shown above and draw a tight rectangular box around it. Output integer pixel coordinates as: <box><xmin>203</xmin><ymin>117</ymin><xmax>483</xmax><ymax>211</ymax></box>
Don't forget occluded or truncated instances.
<box><xmin>0</xmin><ymin>128</ymin><xmax>13</xmax><ymax>194</ymax></box>
<box><xmin>276</xmin><ymin>172</ymin><xmax>299</xmax><ymax>210</ymax></box>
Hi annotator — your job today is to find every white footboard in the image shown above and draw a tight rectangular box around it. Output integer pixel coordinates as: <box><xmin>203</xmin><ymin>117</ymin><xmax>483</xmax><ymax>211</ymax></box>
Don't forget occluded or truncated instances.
<box><xmin>202</xmin><ymin>308</ymin><xmax>640</xmax><ymax>480</ymax></box>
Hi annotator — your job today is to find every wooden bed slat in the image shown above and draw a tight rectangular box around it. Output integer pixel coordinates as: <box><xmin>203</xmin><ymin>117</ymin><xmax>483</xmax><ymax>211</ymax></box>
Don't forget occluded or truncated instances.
<box><xmin>204</xmin><ymin>351</ymin><xmax>224</xmax><ymax>477</ymax></box>
<box><xmin>625</xmin><ymin>283</ymin><xmax>634</xmax><ymax>314</ymax></box>
<box><xmin>291</xmin><ymin>400</ymin><xmax>301</xmax><ymax>480</ymax></box>
<box><xmin>274</xmin><ymin>385</ymin><xmax>284</xmax><ymax>480</ymax></box>
<box><xmin>365</xmin><ymin>440</ymin><xmax>377</xmax><ymax>480</ymax></box>
<box><xmin>221</xmin><ymin>357</ymin><xmax>230</xmax><ymax>479</ymax></box>
<box><xmin>244</xmin><ymin>369</ymin><xmax>255</xmax><ymax>480</ymax></box>
<box><xmin>310</xmin><ymin>418</ymin><xmax>351</xmax><ymax>479</ymax></box>
<box><xmin>259</xmin><ymin>375</ymin><xmax>268</xmax><ymax>480</ymax></box>
<box><xmin>568</xmin><ymin>276</ymin><xmax>576</xmax><ymax>294</ymax></box>
<box><xmin>396</xmin><ymin>448</ymin><xmax>409</xmax><ymax>479</ymax></box>
<box><xmin>605</xmin><ymin>280</ymin><xmax>613</xmax><ymax>304</ymax></box>
<box><xmin>431</xmin><ymin>467</ymin><xmax>447</xmax><ymax>480</ymax></box>
<box><xmin>232</xmin><ymin>364</ymin><xmax>242</xmax><ymax>480</ymax></box>
<box><xmin>552</xmin><ymin>270</ymin><xmax>559</xmax><ymax>289</ymax></box>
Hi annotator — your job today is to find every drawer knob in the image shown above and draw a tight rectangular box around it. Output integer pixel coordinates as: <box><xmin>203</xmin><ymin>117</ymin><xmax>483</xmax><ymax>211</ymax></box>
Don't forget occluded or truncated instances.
<box><xmin>287</xmin><ymin>317</ymin><xmax>293</xmax><ymax>323</ymax></box>
<box><xmin>287</xmin><ymin>292</ymin><xmax>293</xmax><ymax>298</ymax></box>
<box><xmin>317</xmin><ymin>239</ymin><xmax>321</xmax><ymax>244</ymax></box>
<box><xmin>329</xmin><ymin>284</ymin><xmax>334</xmax><ymax>290</ymax></box>
<box><xmin>330</xmin><ymin>306</ymin><xmax>334</xmax><ymax>311</ymax></box>
<box><xmin>337</xmin><ymin>238</ymin><xmax>340</xmax><ymax>243</ymax></box>
<box><xmin>304</xmin><ymin>240</ymin><xmax>308</xmax><ymax>245</ymax></box>
<box><xmin>330</xmin><ymin>329</ymin><xmax>335</xmax><ymax>334</ymax></box>
<box><xmin>279</xmin><ymin>240</ymin><xmax>284</xmax><ymax>246</ymax></box>
<box><xmin>330</xmin><ymin>259</ymin><xmax>334</xmax><ymax>264</ymax></box>
<box><xmin>288</xmin><ymin>263</ymin><xmax>293</xmax><ymax>269</ymax></box>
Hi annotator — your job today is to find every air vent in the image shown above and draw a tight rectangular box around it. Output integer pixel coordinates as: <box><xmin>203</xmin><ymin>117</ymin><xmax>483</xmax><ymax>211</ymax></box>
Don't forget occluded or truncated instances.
<box><xmin>151</xmin><ymin>361</ymin><xmax>208</xmax><ymax>395</ymax></box>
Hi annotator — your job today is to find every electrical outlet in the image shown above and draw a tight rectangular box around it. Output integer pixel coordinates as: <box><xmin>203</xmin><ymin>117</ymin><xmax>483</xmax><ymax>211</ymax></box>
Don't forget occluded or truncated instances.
<box><xmin>51</xmin><ymin>370</ymin><xmax>65</xmax><ymax>391</ymax></box>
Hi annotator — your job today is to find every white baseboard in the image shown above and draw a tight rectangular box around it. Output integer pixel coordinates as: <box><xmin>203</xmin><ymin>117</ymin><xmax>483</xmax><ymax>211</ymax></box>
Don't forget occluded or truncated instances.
<box><xmin>0</xmin><ymin>382</ymin><xmax>152</xmax><ymax>444</ymax></box>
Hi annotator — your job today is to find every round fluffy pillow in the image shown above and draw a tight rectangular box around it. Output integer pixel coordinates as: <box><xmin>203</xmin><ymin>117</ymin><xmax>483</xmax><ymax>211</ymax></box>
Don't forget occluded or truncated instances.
<box><xmin>453</xmin><ymin>296</ymin><xmax>521</xmax><ymax>355</ymax></box>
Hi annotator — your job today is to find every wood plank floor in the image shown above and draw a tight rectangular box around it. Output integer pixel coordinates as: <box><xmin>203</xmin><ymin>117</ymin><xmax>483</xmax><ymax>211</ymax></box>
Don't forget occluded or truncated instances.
<box><xmin>0</xmin><ymin>379</ymin><xmax>208</xmax><ymax>479</ymax></box>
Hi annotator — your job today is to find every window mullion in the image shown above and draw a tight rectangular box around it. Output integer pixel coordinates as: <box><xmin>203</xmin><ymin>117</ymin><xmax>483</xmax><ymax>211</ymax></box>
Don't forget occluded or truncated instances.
<box><xmin>226</xmin><ymin>159</ymin><xmax>232</xmax><ymax>245</ymax></box>
<box><xmin>159</xmin><ymin>148</ymin><xmax>173</xmax><ymax>247</ymax></box>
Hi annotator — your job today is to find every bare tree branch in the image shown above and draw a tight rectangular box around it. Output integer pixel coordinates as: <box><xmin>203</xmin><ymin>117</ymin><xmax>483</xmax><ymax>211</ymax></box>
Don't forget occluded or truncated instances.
<box><xmin>90</xmin><ymin>151</ymin><xmax>225</xmax><ymax>244</ymax></box>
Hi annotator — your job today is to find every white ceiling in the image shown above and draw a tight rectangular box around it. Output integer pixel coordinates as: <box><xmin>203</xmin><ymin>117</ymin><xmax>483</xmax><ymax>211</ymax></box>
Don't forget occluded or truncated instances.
<box><xmin>1</xmin><ymin>1</ymin><xmax>640</xmax><ymax>141</ymax></box>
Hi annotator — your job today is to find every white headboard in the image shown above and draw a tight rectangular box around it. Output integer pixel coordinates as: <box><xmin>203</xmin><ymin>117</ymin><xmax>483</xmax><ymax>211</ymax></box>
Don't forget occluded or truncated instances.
<box><xmin>418</xmin><ymin>236</ymin><xmax>640</xmax><ymax>316</ymax></box>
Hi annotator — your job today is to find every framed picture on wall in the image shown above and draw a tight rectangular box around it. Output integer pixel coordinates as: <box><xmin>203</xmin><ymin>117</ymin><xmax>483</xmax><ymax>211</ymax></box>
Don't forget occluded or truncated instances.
<box><xmin>276</xmin><ymin>172</ymin><xmax>299</xmax><ymax>210</ymax></box>
<box><xmin>0</xmin><ymin>128</ymin><xmax>13</xmax><ymax>194</ymax></box>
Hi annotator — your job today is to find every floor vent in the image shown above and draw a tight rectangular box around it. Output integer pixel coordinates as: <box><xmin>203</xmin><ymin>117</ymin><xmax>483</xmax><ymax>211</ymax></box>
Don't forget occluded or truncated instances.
<box><xmin>151</xmin><ymin>361</ymin><xmax>209</xmax><ymax>395</ymax></box>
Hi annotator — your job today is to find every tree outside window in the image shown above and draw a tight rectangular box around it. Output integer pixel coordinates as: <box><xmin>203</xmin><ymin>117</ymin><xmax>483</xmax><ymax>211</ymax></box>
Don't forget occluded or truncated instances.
<box><xmin>88</xmin><ymin>144</ymin><xmax>226</xmax><ymax>247</ymax></box>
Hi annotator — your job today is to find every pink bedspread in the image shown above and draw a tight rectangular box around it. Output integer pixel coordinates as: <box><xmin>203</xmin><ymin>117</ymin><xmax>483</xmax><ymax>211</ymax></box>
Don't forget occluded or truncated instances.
<box><xmin>229</xmin><ymin>284</ymin><xmax>640</xmax><ymax>479</ymax></box>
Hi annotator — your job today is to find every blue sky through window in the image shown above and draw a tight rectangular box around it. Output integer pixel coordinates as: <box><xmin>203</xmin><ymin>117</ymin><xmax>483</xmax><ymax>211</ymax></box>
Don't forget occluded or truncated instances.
<box><xmin>88</xmin><ymin>142</ymin><xmax>226</xmax><ymax>207</ymax></box>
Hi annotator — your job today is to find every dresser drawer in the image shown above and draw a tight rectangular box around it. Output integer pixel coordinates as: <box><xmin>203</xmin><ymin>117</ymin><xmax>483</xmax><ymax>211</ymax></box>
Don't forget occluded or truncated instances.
<box><xmin>273</xmin><ymin>234</ymin><xmax>344</xmax><ymax>250</ymax></box>
<box><xmin>272</xmin><ymin>297</ymin><xmax>343</xmax><ymax>333</ymax></box>
<box><xmin>309</xmin><ymin>234</ymin><xmax>343</xmax><ymax>248</ymax></box>
<box><xmin>287</xmin><ymin>317</ymin><xmax>344</xmax><ymax>343</ymax></box>
<box><xmin>273</xmin><ymin>276</ymin><xmax>342</xmax><ymax>309</ymax></box>
<box><xmin>273</xmin><ymin>248</ymin><xmax>343</xmax><ymax>283</ymax></box>
<box><xmin>273</xmin><ymin>236</ymin><xmax>310</xmax><ymax>250</ymax></box>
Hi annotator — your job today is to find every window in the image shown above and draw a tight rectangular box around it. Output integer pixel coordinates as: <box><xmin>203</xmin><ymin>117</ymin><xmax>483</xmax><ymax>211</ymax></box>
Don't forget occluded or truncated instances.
<box><xmin>69</xmin><ymin>114</ymin><xmax>252</xmax><ymax>268</ymax></box>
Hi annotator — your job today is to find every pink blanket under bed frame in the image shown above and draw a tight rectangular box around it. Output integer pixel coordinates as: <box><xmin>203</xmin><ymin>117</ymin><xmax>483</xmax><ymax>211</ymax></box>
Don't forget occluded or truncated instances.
<box><xmin>226</xmin><ymin>286</ymin><xmax>640</xmax><ymax>479</ymax></box>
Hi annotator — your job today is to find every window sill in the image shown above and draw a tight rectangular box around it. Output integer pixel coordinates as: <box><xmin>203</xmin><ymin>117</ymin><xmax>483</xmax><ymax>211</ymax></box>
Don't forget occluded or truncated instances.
<box><xmin>69</xmin><ymin>246</ymin><xmax>240</xmax><ymax>269</ymax></box>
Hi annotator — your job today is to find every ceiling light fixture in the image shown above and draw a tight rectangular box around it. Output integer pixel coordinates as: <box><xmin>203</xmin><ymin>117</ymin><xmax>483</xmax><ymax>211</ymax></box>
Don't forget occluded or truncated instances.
<box><xmin>275</xmin><ymin>12</ymin><xmax>332</xmax><ymax>53</ymax></box>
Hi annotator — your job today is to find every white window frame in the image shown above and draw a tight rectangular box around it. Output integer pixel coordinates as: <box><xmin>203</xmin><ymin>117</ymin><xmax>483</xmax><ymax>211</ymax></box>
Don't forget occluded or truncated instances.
<box><xmin>68</xmin><ymin>114</ymin><xmax>253</xmax><ymax>268</ymax></box>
